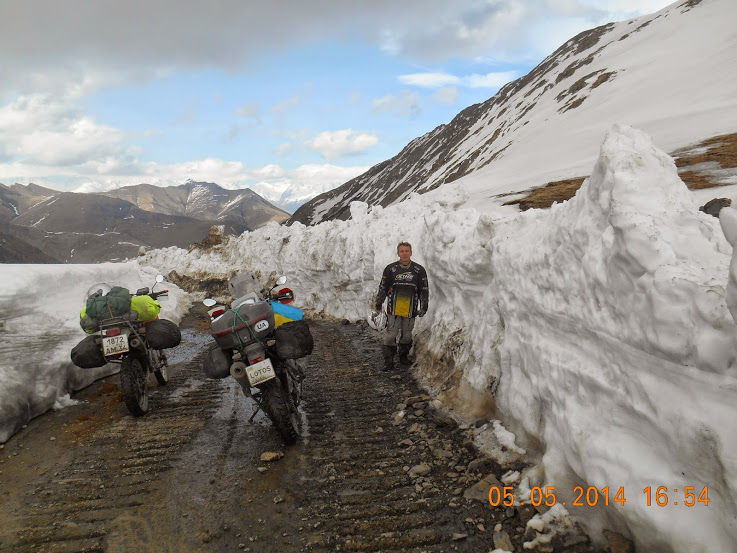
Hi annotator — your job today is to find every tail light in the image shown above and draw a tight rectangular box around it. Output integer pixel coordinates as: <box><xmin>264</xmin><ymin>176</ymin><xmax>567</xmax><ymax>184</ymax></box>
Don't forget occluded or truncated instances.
<box><xmin>209</xmin><ymin>307</ymin><xmax>226</xmax><ymax>318</ymax></box>
<box><xmin>103</xmin><ymin>328</ymin><xmax>121</xmax><ymax>337</ymax></box>
<box><xmin>251</xmin><ymin>357</ymin><xmax>263</xmax><ymax>364</ymax></box>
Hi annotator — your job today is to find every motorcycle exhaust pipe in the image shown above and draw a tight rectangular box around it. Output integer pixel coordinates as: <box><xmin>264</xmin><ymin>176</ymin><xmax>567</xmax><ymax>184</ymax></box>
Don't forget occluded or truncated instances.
<box><xmin>230</xmin><ymin>361</ymin><xmax>247</xmax><ymax>379</ymax></box>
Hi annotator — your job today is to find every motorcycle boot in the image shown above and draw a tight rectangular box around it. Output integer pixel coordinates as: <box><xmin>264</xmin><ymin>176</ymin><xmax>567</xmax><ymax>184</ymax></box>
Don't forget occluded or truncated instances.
<box><xmin>382</xmin><ymin>345</ymin><xmax>397</xmax><ymax>371</ymax></box>
<box><xmin>398</xmin><ymin>342</ymin><xmax>414</xmax><ymax>366</ymax></box>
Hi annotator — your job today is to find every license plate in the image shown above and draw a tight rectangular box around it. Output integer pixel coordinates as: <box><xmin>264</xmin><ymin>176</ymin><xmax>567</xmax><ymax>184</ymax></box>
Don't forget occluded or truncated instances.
<box><xmin>246</xmin><ymin>358</ymin><xmax>276</xmax><ymax>386</ymax></box>
<box><xmin>103</xmin><ymin>334</ymin><xmax>129</xmax><ymax>356</ymax></box>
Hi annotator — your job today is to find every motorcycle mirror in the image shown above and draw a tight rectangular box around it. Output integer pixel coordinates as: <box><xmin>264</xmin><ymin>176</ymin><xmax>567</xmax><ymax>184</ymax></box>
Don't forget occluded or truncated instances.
<box><xmin>203</xmin><ymin>298</ymin><xmax>217</xmax><ymax>307</ymax></box>
<box><xmin>156</xmin><ymin>274</ymin><xmax>165</xmax><ymax>283</ymax></box>
<box><xmin>276</xmin><ymin>275</ymin><xmax>287</xmax><ymax>285</ymax></box>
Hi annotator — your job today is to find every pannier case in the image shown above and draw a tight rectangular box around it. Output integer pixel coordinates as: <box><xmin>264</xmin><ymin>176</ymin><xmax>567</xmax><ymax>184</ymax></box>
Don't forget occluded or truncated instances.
<box><xmin>211</xmin><ymin>301</ymin><xmax>275</xmax><ymax>349</ymax></box>
<box><xmin>275</xmin><ymin>320</ymin><xmax>314</xmax><ymax>359</ymax></box>
<box><xmin>202</xmin><ymin>342</ymin><xmax>232</xmax><ymax>379</ymax></box>
<box><xmin>144</xmin><ymin>319</ymin><xmax>182</xmax><ymax>349</ymax></box>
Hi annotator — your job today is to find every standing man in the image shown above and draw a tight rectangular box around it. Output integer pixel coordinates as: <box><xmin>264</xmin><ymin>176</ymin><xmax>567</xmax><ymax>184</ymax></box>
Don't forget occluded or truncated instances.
<box><xmin>375</xmin><ymin>242</ymin><xmax>429</xmax><ymax>370</ymax></box>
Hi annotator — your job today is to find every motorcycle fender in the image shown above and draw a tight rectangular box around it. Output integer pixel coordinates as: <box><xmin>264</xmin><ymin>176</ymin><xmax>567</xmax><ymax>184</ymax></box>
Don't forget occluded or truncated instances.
<box><xmin>242</xmin><ymin>342</ymin><xmax>267</xmax><ymax>364</ymax></box>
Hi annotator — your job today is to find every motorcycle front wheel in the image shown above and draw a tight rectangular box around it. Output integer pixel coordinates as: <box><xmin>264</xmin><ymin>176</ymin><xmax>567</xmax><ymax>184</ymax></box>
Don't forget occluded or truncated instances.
<box><xmin>120</xmin><ymin>355</ymin><xmax>149</xmax><ymax>417</ymax></box>
<box><xmin>260</xmin><ymin>379</ymin><xmax>300</xmax><ymax>445</ymax></box>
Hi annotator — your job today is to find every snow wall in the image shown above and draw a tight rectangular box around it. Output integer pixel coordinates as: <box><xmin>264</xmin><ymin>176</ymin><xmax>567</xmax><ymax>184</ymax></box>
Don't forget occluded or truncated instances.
<box><xmin>0</xmin><ymin>263</ymin><xmax>189</xmax><ymax>443</ymax></box>
<box><xmin>144</xmin><ymin>125</ymin><xmax>737</xmax><ymax>552</ymax></box>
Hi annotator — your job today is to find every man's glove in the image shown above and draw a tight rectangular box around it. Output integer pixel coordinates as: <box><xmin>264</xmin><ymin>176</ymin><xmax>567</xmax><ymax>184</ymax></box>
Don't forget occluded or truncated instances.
<box><xmin>418</xmin><ymin>307</ymin><xmax>427</xmax><ymax>317</ymax></box>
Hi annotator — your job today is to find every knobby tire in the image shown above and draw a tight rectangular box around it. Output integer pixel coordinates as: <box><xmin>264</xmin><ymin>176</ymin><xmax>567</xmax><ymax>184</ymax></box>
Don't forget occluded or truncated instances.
<box><xmin>260</xmin><ymin>379</ymin><xmax>300</xmax><ymax>445</ymax></box>
<box><xmin>120</xmin><ymin>355</ymin><xmax>149</xmax><ymax>417</ymax></box>
<box><xmin>153</xmin><ymin>350</ymin><xmax>169</xmax><ymax>385</ymax></box>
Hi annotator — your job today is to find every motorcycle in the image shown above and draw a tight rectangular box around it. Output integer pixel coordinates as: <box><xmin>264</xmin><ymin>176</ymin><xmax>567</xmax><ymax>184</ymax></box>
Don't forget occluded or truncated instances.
<box><xmin>97</xmin><ymin>275</ymin><xmax>177</xmax><ymax>416</ymax></box>
<box><xmin>203</xmin><ymin>274</ymin><xmax>312</xmax><ymax>445</ymax></box>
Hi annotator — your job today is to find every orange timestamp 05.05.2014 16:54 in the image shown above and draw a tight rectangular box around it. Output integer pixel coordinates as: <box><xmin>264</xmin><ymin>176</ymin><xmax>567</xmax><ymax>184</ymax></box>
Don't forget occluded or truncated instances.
<box><xmin>489</xmin><ymin>485</ymin><xmax>711</xmax><ymax>508</ymax></box>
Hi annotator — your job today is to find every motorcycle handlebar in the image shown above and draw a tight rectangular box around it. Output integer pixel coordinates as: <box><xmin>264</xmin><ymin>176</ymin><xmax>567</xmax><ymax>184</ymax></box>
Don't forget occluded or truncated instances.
<box><xmin>148</xmin><ymin>290</ymin><xmax>168</xmax><ymax>300</ymax></box>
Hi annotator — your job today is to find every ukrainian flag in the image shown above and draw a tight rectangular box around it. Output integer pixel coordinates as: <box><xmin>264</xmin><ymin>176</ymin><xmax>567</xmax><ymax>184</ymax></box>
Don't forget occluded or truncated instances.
<box><xmin>272</xmin><ymin>301</ymin><xmax>304</xmax><ymax>327</ymax></box>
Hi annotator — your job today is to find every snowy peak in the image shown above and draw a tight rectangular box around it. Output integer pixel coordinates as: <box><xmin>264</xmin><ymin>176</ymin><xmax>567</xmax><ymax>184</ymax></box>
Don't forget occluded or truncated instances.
<box><xmin>291</xmin><ymin>0</ymin><xmax>734</xmax><ymax>225</ymax></box>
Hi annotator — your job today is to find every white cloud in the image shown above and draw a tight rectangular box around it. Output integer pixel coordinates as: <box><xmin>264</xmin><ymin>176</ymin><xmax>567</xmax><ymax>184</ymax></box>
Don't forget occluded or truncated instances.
<box><xmin>236</xmin><ymin>101</ymin><xmax>261</xmax><ymax>119</ymax></box>
<box><xmin>465</xmin><ymin>71</ymin><xmax>519</xmax><ymax>88</ymax></box>
<box><xmin>432</xmin><ymin>87</ymin><xmax>459</xmax><ymax>105</ymax></box>
<box><xmin>399</xmin><ymin>73</ymin><xmax>460</xmax><ymax>88</ymax></box>
<box><xmin>254</xmin><ymin>164</ymin><xmax>286</xmax><ymax>179</ymax></box>
<box><xmin>371</xmin><ymin>91</ymin><xmax>421</xmax><ymax>118</ymax></box>
<box><xmin>305</xmin><ymin>129</ymin><xmax>379</xmax><ymax>161</ymax></box>
<box><xmin>399</xmin><ymin>71</ymin><xmax>518</xmax><ymax>90</ymax></box>
<box><xmin>0</xmin><ymin>94</ymin><xmax>132</xmax><ymax>167</ymax></box>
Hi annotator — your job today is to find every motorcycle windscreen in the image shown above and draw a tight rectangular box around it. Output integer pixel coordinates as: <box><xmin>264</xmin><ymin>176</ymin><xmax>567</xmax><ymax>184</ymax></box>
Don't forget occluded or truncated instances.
<box><xmin>272</xmin><ymin>301</ymin><xmax>304</xmax><ymax>327</ymax></box>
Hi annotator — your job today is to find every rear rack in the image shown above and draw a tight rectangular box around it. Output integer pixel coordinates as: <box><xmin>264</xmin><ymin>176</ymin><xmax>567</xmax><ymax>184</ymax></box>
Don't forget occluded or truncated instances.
<box><xmin>100</xmin><ymin>312</ymin><xmax>139</xmax><ymax>328</ymax></box>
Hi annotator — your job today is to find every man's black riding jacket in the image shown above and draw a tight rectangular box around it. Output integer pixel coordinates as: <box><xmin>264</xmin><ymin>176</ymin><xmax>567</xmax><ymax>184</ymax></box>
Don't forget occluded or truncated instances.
<box><xmin>375</xmin><ymin>261</ymin><xmax>429</xmax><ymax>318</ymax></box>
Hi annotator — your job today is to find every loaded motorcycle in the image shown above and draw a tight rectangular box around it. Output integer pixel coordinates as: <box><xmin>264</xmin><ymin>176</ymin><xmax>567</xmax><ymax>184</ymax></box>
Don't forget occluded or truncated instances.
<box><xmin>202</xmin><ymin>273</ymin><xmax>312</xmax><ymax>445</ymax></box>
<box><xmin>72</xmin><ymin>275</ymin><xmax>181</xmax><ymax>417</ymax></box>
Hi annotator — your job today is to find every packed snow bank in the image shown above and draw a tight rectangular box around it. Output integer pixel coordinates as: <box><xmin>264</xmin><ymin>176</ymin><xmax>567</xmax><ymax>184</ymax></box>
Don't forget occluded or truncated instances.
<box><xmin>144</xmin><ymin>124</ymin><xmax>737</xmax><ymax>552</ymax></box>
<box><xmin>0</xmin><ymin>262</ymin><xmax>188</xmax><ymax>443</ymax></box>
<box><xmin>486</xmin><ymin>125</ymin><xmax>737</xmax><ymax>552</ymax></box>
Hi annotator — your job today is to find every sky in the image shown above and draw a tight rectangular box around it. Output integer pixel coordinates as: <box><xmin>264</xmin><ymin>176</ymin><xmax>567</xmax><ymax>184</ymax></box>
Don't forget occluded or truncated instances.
<box><xmin>0</xmin><ymin>0</ymin><xmax>675</xmax><ymax>203</ymax></box>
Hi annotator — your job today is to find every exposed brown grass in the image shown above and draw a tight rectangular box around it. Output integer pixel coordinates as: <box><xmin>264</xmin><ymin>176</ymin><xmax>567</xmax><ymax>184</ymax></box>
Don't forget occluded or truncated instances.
<box><xmin>503</xmin><ymin>177</ymin><xmax>586</xmax><ymax>210</ymax></box>
<box><xmin>503</xmin><ymin>132</ymin><xmax>737</xmax><ymax>211</ymax></box>
<box><xmin>675</xmin><ymin>132</ymin><xmax>737</xmax><ymax>169</ymax></box>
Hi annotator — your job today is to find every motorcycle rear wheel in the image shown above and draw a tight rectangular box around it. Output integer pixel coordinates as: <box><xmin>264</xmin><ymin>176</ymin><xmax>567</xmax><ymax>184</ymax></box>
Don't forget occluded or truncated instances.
<box><xmin>120</xmin><ymin>356</ymin><xmax>149</xmax><ymax>417</ymax></box>
<box><xmin>260</xmin><ymin>380</ymin><xmax>300</xmax><ymax>445</ymax></box>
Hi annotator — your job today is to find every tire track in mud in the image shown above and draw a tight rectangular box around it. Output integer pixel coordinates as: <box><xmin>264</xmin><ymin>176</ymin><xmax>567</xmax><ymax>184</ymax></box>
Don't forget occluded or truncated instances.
<box><xmin>0</xmin><ymin>353</ymin><xmax>224</xmax><ymax>553</ymax></box>
<box><xmin>0</xmin><ymin>319</ymin><xmax>608</xmax><ymax>553</ymax></box>
<box><xmin>295</xmin><ymin>320</ymin><xmax>496</xmax><ymax>553</ymax></box>
<box><xmin>294</xmin><ymin>321</ymin><xmax>607</xmax><ymax>553</ymax></box>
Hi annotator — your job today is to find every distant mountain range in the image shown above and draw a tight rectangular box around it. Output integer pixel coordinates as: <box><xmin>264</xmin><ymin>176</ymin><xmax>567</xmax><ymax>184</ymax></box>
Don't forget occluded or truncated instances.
<box><xmin>0</xmin><ymin>181</ymin><xmax>288</xmax><ymax>263</ymax></box>
<box><xmin>290</xmin><ymin>0</ymin><xmax>736</xmax><ymax>225</ymax></box>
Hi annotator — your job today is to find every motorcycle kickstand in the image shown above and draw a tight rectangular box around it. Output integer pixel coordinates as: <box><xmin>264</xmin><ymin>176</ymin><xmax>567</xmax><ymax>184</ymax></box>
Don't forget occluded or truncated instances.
<box><xmin>249</xmin><ymin>393</ymin><xmax>264</xmax><ymax>422</ymax></box>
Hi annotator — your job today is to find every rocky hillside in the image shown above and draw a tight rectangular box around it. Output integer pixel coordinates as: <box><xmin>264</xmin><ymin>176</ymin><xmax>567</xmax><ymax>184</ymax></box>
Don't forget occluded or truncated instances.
<box><xmin>102</xmin><ymin>180</ymin><xmax>289</xmax><ymax>230</ymax></box>
<box><xmin>291</xmin><ymin>0</ymin><xmax>734</xmax><ymax>225</ymax></box>
<box><xmin>0</xmin><ymin>180</ymin><xmax>289</xmax><ymax>263</ymax></box>
<box><xmin>0</xmin><ymin>183</ymin><xmax>59</xmax><ymax>223</ymax></box>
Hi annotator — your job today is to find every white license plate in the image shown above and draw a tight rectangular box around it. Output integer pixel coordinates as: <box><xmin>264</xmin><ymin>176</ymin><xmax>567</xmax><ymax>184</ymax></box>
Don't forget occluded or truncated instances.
<box><xmin>103</xmin><ymin>334</ymin><xmax>129</xmax><ymax>356</ymax></box>
<box><xmin>246</xmin><ymin>358</ymin><xmax>276</xmax><ymax>386</ymax></box>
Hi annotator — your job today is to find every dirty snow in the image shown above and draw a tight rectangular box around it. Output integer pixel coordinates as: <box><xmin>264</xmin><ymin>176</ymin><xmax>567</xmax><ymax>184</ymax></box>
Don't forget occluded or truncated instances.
<box><xmin>0</xmin><ymin>263</ymin><xmax>189</xmax><ymax>443</ymax></box>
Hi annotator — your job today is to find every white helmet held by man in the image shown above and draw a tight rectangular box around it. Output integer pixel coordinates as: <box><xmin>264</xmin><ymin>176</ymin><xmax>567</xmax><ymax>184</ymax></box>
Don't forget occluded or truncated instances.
<box><xmin>367</xmin><ymin>309</ymin><xmax>387</xmax><ymax>331</ymax></box>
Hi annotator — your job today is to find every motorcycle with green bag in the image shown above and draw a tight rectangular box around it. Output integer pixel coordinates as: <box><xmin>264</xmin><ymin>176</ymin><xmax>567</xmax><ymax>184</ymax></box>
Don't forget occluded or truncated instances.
<box><xmin>71</xmin><ymin>275</ymin><xmax>181</xmax><ymax>416</ymax></box>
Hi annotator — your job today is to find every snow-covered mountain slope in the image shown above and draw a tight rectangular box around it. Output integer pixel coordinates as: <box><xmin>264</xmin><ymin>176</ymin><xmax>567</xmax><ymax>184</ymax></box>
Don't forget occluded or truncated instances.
<box><xmin>291</xmin><ymin>0</ymin><xmax>737</xmax><ymax>225</ymax></box>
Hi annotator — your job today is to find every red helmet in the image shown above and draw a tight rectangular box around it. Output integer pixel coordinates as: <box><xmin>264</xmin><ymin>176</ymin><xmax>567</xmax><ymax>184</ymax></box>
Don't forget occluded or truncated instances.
<box><xmin>276</xmin><ymin>287</ymin><xmax>294</xmax><ymax>304</ymax></box>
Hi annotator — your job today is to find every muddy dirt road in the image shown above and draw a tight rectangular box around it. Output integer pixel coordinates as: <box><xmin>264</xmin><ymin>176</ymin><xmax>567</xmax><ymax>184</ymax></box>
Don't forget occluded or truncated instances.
<box><xmin>0</xmin><ymin>316</ymin><xmax>608</xmax><ymax>553</ymax></box>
